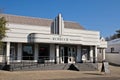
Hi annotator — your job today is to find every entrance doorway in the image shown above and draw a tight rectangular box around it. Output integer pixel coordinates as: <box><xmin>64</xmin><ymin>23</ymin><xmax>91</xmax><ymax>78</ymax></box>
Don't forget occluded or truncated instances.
<box><xmin>81</xmin><ymin>46</ymin><xmax>90</xmax><ymax>62</ymax></box>
<box><xmin>59</xmin><ymin>46</ymin><xmax>76</xmax><ymax>63</ymax></box>
<box><xmin>59</xmin><ymin>47</ymin><xmax>68</xmax><ymax>63</ymax></box>
<box><xmin>64</xmin><ymin>47</ymin><xmax>68</xmax><ymax>63</ymax></box>
<box><xmin>68</xmin><ymin>47</ymin><xmax>76</xmax><ymax>63</ymax></box>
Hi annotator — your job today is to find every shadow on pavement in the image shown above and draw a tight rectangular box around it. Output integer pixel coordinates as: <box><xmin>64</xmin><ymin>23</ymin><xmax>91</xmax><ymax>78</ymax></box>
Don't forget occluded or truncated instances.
<box><xmin>83</xmin><ymin>73</ymin><xmax>103</xmax><ymax>75</ymax></box>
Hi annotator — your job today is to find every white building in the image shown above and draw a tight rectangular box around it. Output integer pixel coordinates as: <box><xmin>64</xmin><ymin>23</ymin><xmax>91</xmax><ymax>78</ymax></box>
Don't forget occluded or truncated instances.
<box><xmin>106</xmin><ymin>38</ymin><xmax>120</xmax><ymax>65</ymax></box>
<box><xmin>0</xmin><ymin>14</ymin><xmax>107</xmax><ymax>66</ymax></box>
<box><xmin>106</xmin><ymin>38</ymin><xmax>120</xmax><ymax>53</ymax></box>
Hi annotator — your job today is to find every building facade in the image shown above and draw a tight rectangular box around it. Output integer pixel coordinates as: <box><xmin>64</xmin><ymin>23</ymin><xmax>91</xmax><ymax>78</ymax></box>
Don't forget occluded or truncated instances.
<box><xmin>106</xmin><ymin>38</ymin><xmax>120</xmax><ymax>53</ymax></box>
<box><xmin>0</xmin><ymin>14</ymin><xmax>107</xmax><ymax>65</ymax></box>
<box><xmin>105</xmin><ymin>38</ymin><xmax>120</xmax><ymax>65</ymax></box>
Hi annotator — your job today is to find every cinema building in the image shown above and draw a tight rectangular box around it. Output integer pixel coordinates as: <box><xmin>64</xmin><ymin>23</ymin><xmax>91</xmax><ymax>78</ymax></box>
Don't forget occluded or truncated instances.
<box><xmin>0</xmin><ymin>14</ymin><xmax>107</xmax><ymax>71</ymax></box>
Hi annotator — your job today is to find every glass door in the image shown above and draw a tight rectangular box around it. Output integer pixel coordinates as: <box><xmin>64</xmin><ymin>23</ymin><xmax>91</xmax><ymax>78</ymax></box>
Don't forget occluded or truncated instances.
<box><xmin>81</xmin><ymin>46</ymin><xmax>90</xmax><ymax>62</ymax></box>
<box><xmin>60</xmin><ymin>47</ymin><xmax>64</xmax><ymax>63</ymax></box>
<box><xmin>68</xmin><ymin>47</ymin><xmax>76</xmax><ymax>63</ymax></box>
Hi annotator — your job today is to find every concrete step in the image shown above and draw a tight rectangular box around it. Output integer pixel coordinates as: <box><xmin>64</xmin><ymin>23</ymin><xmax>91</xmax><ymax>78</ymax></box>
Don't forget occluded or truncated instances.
<box><xmin>74</xmin><ymin>63</ymin><xmax>98</xmax><ymax>71</ymax></box>
<box><xmin>10</xmin><ymin>63</ymin><xmax>70</xmax><ymax>71</ymax></box>
<box><xmin>2</xmin><ymin>62</ymin><xmax>98</xmax><ymax>71</ymax></box>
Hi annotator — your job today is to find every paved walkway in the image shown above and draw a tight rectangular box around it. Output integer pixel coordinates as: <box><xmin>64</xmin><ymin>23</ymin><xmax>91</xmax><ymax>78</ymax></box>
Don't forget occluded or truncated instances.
<box><xmin>0</xmin><ymin>65</ymin><xmax>120</xmax><ymax>80</ymax></box>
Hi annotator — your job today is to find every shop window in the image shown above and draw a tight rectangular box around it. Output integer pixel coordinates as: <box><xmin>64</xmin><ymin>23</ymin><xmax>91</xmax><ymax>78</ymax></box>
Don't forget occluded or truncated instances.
<box><xmin>0</xmin><ymin>43</ymin><xmax>6</xmax><ymax>55</ymax></box>
<box><xmin>22</xmin><ymin>44</ymin><xmax>34</xmax><ymax>60</ymax></box>
<box><xmin>10</xmin><ymin>43</ymin><xmax>18</xmax><ymax>60</ymax></box>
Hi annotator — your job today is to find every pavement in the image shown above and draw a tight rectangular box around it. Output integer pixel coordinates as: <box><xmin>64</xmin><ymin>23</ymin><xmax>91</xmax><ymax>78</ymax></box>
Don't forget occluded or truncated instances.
<box><xmin>0</xmin><ymin>65</ymin><xmax>120</xmax><ymax>80</ymax></box>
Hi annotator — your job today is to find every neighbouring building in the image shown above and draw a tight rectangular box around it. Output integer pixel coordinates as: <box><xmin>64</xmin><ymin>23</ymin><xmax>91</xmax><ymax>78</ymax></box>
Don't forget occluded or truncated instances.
<box><xmin>105</xmin><ymin>38</ymin><xmax>120</xmax><ymax>65</ymax></box>
<box><xmin>106</xmin><ymin>38</ymin><xmax>120</xmax><ymax>53</ymax></box>
<box><xmin>0</xmin><ymin>14</ymin><xmax>107</xmax><ymax>70</ymax></box>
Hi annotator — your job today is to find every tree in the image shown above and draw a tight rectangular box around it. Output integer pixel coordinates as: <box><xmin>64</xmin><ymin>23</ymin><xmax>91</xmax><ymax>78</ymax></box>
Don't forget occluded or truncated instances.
<box><xmin>116</xmin><ymin>29</ymin><xmax>120</xmax><ymax>38</ymax></box>
<box><xmin>105</xmin><ymin>37</ymin><xmax>110</xmax><ymax>41</ymax></box>
<box><xmin>0</xmin><ymin>16</ymin><xmax>7</xmax><ymax>49</ymax></box>
<box><xmin>105</xmin><ymin>29</ymin><xmax>120</xmax><ymax>41</ymax></box>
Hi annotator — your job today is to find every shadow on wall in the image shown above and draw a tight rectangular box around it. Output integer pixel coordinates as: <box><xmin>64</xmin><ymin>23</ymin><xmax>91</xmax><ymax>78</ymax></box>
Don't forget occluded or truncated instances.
<box><xmin>51</xmin><ymin>22</ymin><xmax>54</xmax><ymax>34</ymax></box>
<box><xmin>27</xmin><ymin>33</ymin><xmax>35</xmax><ymax>43</ymax></box>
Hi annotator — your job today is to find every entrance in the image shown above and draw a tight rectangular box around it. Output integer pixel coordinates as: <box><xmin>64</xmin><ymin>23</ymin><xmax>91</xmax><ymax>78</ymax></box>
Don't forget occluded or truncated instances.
<box><xmin>68</xmin><ymin>47</ymin><xmax>76</xmax><ymax>63</ymax></box>
<box><xmin>59</xmin><ymin>47</ymin><xmax>68</xmax><ymax>63</ymax></box>
<box><xmin>59</xmin><ymin>46</ymin><xmax>76</xmax><ymax>63</ymax></box>
<box><xmin>81</xmin><ymin>46</ymin><xmax>90</xmax><ymax>62</ymax></box>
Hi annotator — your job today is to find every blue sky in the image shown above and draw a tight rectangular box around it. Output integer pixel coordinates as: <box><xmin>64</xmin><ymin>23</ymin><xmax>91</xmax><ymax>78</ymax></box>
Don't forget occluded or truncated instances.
<box><xmin>0</xmin><ymin>0</ymin><xmax>120</xmax><ymax>37</ymax></box>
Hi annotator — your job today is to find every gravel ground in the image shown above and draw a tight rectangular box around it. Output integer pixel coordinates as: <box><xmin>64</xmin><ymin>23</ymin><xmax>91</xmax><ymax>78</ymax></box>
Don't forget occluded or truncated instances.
<box><xmin>0</xmin><ymin>65</ymin><xmax>120</xmax><ymax>80</ymax></box>
<box><xmin>46</xmin><ymin>77</ymin><xmax>120</xmax><ymax>80</ymax></box>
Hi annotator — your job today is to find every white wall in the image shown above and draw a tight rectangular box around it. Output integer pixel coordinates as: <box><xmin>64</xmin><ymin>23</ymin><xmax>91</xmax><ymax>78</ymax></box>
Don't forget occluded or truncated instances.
<box><xmin>106</xmin><ymin>38</ymin><xmax>120</xmax><ymax>53</ymax></box>
<box><xmin>106</xmin><ymin>53</ymin><xmax>120</xmax><ymax>65</ymax></box>
<box><xmin>64</xmin><ymin>28</ymin><xmax>100</xmax><ymax>45</ymax></box>
<box><xmin>30</xmin><ymin>29</ymin><xmax>100</xmax><ymax>46</ymax></box>
<box><xmin>2</xmin><ymin>23</ymin><xmax>50</xmax><ymax>42</ymax></box>
<box><xmin>106</xmin><ymin>44</ymin><xmax>120</xmax><ymax>53</ymax></box>
<box><xmin>99</xmin><ymin>41</ymin><xmax>107</xmax><ymax>48</ymax></box>
<box><xmin>97</xmin><ymin>53</ymin><xmax>103</xmax><ymax>62</ymax></box>
<box><xmin>2</xmin><ymin>22</ymin><xmax>103</xmax><ymax>46</ymax></box>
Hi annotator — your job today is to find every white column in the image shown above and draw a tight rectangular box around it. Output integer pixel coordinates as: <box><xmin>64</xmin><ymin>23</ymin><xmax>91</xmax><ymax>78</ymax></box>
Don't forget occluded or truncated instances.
<box><xmin>90</xmin><ymin>46</ymin><xmax>93</xmax><ymax>62</ymax></box>
<box><xmin>103</xmin><ymin>49</ymin><xmax>105</xmax><ymax>61</ymax></box>
<box><xmin>59</xmin><ymin>14</ymin><xmax>62</xmax><ymax>35</ymax></box>
<box><xmin>95</xmin><ymin>46</ymin><xmax>98</xmax><ymax>62</ymax></box>
<box><xmin>61</xmin><ymin>17</ymin><xmax>64</xmax><ymax>35</ymax></box>
<box><xmin>55</xmin><ymin>18</ymin><xmax>58</xmax><ymax>34</ymax></box>
<box><xmin>53</xmin><ymin>19</ymin><xmax>56</xmax><ymax>34</ymax></box>
<box><xmin>17</xmin><ymin>43</ymin><xmax>22</xmax><ymax>62</ymax></box>
<box><xmin>56</xmin><ymin>45</ymin><xmax>59</xmax><ymax>64</ymax></box>
<box><xmin>50</xmin><ymin>44</ymin><xmax>55</xmax><ymax>63</ymax></box>
<box><xmin>34</xmin><ymin>44</ymin><xmax>38</xmax><ymax>62</ymax></box>
<box><xmin>6</xmin><ymin>42</ymin><xmax>10</xmax><ymax>65</ymax></box>
<box><xmin>77</xmin><ymin>45</ymin><xmax>81</xmax><ymax>62</ymax></box>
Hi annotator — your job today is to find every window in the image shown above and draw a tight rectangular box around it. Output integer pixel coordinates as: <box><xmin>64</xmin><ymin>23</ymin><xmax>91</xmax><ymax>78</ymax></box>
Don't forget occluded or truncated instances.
<box><xmin>0</xmin><ymin>43</ymin><xmax>6</xmax><ymax>55</ymax></box>
<box><xmin>22</xmin><ymin>44</ymin><xmax>34</xmax><ymax>60</ymax></box>
<box><xmin>111</xmin><ymin>48</ymin><xmax>114</xmax><ymax>53</ymax></box>
<box><xmin>10</xmin><ymin>43</ymin><xmax>18</xmax><ymax>60</ymax></box>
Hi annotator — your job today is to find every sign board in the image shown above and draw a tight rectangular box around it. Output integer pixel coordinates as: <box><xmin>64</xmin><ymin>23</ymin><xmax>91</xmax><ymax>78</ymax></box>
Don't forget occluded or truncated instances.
<box><xmin>29</xmin><ymin>33</ymin><xmax>99</xmax><ymax>45</ymax></box>
<box><xmin>101</xmin><ymin>62</ymin><xmax>110</xmax><ymax>74</ymax></box>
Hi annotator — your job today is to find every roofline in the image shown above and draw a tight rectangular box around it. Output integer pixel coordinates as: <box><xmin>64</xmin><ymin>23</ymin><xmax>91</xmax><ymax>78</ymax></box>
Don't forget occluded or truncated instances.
<box><xmin>0</xmin><ymin>13</ymin><xmax>83</xmax><ymax>24</ymax></box>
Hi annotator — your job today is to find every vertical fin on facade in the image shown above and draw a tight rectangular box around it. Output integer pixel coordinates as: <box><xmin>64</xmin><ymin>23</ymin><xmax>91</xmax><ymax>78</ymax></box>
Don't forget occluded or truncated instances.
<box><xmin>52</xmin><ymin>13</ymin><xmax>64</xmax><ymax>35</ymax></box>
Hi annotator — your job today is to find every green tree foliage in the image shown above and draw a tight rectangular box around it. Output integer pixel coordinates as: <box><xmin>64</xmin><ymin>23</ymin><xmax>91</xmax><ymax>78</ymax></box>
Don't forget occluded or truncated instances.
<box><xmin>116</xmin><ymin>29</ymin><xmax>120</xmax><ymax>38</ymax></box>
<box><xmin>0</xmin><ymin>17</ymin><xmax>7</xmax><ymax>49</ymax></box>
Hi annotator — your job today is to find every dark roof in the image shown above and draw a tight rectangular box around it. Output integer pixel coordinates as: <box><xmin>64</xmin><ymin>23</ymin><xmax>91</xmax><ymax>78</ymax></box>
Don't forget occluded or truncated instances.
<box><xmin>0</xmin><ymin>14</ymin><xmax>84</xmax><ymax>29</ymax></box>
